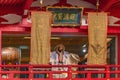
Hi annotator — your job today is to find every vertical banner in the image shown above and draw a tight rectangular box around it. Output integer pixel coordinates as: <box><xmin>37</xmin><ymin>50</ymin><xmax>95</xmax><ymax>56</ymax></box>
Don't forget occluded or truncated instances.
<box><xmin>87</xmin><ymin>12</ymin><xmax>108</xmax><ymax>65</ymax></box>
<box><xmin>31</xmin><ymin>11</ymin><xmax>52</xmax><ymax>64</ymax></box>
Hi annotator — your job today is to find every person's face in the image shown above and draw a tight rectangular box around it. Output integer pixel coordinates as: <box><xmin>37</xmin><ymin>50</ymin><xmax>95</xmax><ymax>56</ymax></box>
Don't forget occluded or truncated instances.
<box><xmin>58</xmin><ymin>46</ymin><xmax>63</xmax><ymax>52</ymax></box>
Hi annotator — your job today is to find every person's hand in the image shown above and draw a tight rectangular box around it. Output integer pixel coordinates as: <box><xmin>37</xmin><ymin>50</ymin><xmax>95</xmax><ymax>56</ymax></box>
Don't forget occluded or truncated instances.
<box><xmin>85</xmin><ymin>53</ymin><xmax>88</xmax><ymax>58</ymax></box>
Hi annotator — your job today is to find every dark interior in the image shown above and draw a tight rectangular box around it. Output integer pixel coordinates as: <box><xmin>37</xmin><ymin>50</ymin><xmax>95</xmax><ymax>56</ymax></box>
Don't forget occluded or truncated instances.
<box><xmin>2</xmin><ymin>33</ymin><xmax>116</xmax><ymax>65</ymax></box>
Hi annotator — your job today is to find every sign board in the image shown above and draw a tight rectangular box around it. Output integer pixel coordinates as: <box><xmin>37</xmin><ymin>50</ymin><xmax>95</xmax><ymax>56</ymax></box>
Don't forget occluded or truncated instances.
<box><xmin>47</xmin><ymin>7</ymin><xmax>83</xmax><ymax>27</ymax></box>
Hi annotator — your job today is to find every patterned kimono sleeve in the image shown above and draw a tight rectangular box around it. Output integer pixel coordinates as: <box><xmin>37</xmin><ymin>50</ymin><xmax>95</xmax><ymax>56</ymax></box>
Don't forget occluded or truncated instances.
<box><xmin>49</xmin><ymin>52</ymin><xmax>58</xmax><ymax>71</ymax></box>
<box><xmin>49</xmin><ymin>52</ymin><xmax>55</xmax><ymax>65</ymax></box>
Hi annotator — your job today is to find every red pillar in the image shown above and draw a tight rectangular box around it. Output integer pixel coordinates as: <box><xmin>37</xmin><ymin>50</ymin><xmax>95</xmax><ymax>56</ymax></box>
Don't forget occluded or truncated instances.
<box><xmin>0</xmin><ymin>31</ymin><xmax>1</xmax><ymax>79</ymax></box>
<box><xmin>0</xmin><ymin>31</ymin><xmax>1</xmax><ymax>66</ymax></box>
<box><xmin>117</xmin><ymin>34</ymin><xmax>120</xmax><ymax>77</ymax></box>
<box><xmin>117</xmin><ymin>34</ymin><xmax>120</xmax><ymax>65</ymax></box>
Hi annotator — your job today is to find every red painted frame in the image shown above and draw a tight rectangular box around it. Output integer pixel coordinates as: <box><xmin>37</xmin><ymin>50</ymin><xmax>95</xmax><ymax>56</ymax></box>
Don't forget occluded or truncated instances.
<box><xmin>0</xmin><ymin>64</ymin><xmax>120</xmax><ymax>80</ymax></box>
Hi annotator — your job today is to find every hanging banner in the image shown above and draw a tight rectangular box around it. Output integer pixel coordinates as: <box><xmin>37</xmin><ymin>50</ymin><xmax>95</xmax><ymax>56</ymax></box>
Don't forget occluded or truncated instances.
<box><xmin>87</xmin><ymin>12</ymin><xmax>108</xmax><ymax>65</ymax></box>
<box><xmin>31</xmin><ymin>11</ymin><xmax>52</xmax><ymax>64</ymax></box>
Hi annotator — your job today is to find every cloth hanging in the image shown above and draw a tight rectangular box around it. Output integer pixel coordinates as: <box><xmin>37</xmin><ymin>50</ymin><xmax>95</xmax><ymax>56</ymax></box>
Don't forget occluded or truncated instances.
<box><xmin>87</xmin><ymin>12</ymin><xmax>108</xmax><ymax>65</ymax></box>
<box><xmin>31</xmin><ymin>11</ymin><xmax>52</xmax><ymax>64</ymax></box>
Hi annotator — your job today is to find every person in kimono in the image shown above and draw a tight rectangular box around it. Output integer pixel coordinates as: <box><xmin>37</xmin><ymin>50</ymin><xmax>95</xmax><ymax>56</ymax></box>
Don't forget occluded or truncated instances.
<box><xmin>50</xmin><ymin>44</ymin><xmax>69</xmax><ymax>78</ymax></box>
<box><xmin>50</xmin><ymin>44</ymin><xmax>81</xmax><ymax>78</ymax></box>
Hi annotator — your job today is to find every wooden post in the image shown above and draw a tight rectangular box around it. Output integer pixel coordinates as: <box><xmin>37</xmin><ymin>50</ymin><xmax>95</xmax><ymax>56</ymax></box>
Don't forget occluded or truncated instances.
<box><xmin>29</xmin><ymin>65</ymin><xmax>33</xmax><ymax>80</ymax></box>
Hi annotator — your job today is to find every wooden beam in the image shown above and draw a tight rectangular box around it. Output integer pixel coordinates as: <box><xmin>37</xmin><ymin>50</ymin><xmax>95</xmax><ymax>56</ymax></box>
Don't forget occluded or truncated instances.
<box><xmin>53</xmin><ymin>0</ymin><xmax>71</xmax><ymax>6</ymax></box>
<box><xmin>102</xmin><ymin>0</ymin><xmax>120</xmax><ymax>11</ymax></box>
<box><xmin>59</xmin><ymin>0</ymin><xmax>67</xmax><ymax>4</ymax></box>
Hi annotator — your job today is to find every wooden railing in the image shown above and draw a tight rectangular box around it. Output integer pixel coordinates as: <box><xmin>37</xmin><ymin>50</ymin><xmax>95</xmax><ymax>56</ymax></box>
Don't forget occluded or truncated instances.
<box><xmin>0</xmin><ymin>65</ymin><xmax>120</xmax><ymax>80</ymax></box>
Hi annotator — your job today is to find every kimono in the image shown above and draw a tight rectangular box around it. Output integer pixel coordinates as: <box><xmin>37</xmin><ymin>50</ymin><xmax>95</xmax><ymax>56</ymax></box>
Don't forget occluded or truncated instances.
<box><xmin>50</xmin><ymin>51</ymin><xmax>70</xmax><ymax>78</ymax></box>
